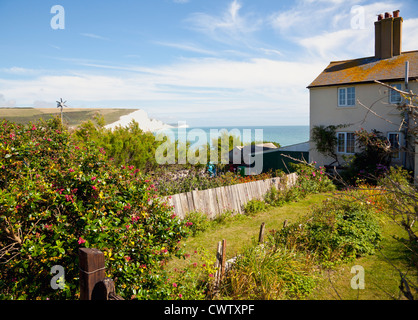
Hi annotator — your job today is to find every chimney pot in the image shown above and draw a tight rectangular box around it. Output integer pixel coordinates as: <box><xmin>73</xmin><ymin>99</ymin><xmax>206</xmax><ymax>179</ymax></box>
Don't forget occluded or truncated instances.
<box><xmin>375</xmin><ymin>10</ymin><xmax>402</xmax><ymax>59</ymax></box>
<box><xmin>377</xmin><ymin>14</ymin><xmax>383</xmax><ymax>21</ymax></box>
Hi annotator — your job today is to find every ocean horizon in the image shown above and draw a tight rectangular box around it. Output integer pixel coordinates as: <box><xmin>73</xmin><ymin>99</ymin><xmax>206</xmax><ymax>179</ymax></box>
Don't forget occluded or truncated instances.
<box><xmin>154</xmin><ymin>125</ymin><xmax>310</xmax><ymax>148</ymax></box>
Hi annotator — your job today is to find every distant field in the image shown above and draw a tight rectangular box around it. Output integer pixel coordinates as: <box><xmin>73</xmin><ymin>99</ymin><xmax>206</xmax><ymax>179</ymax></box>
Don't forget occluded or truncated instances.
<box><xmin>0</xmin><ymin>108</ymin><xmax>137</xmax><ymax>127</ymax></box>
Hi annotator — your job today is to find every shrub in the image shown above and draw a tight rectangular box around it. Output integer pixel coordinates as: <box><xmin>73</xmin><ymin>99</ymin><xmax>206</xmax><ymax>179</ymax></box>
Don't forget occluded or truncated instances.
<box><xmin>72</xmin><ymin>118</ymin><xmax>162</xmax><ymax>173</ymax></box>
<box><xmin>153</xmin><ymin>169</ymin><xmax>275</xmax><ymax>197</ymax></box>
<box><xmin>269</xmin><ymin>193</ymin><xmax>382</xmax><ymax>267</ymax></box>
<box><xmin>0</xmin><ymin>118</ymin><xmax>190</xmax><ymax>299</ymax></box>
<box><xmin>244</xmin><ymin>199</ymin><xmax>269</xmax><ymax>215</ymax></box>
<box><xmin>292</xmin><ymin>162</ymin><xmax>336</xmax><ymax>196</ymax></box>
<box><xmin>183</xmin><ymin>211</ymin><xmax>211</xmax><ymax>236</ymax></box>
<box><xmin>224</xmin><ymin>244</ymin><xmax>317</xmax><ymax>299</ymax></box>
<box><xmin>264</xmin><ymin>186</ymin><xmax>287</xmax><ymax>207</ymax></box>
<box><xmin>263</xmin><ymin>163</ymin><xmax>335</xmax><ymax>209</ymax></box>
<box><xmin>341</xmin><ymin>129</ymin><xmax>393</xmax><ymax>184</ymax></box>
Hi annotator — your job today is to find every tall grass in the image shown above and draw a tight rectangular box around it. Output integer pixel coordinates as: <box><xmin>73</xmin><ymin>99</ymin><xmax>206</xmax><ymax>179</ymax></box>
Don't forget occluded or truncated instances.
<box><xmin>222</xmin><ymin>244</ymin><xmax>317</xmax><ymax>300</ymax></box>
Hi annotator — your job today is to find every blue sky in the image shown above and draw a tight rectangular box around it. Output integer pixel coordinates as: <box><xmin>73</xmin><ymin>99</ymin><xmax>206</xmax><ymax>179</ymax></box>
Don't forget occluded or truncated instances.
<box><xmin>1</xmin><ymin>0</ymin><xmax>418</xmax><ymax>127</ymax></box>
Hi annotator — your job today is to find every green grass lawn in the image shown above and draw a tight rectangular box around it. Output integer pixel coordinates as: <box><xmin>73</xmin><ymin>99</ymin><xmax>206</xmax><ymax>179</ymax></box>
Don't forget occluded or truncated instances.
<box><xmin>166</xmin><ymin>192</ymin><xmax>416</xmax><ymax>300</ymax></box>
<box><xmin>308</xmin><ymin>215</ymin><xmax>416</xmax><ymax>300</ymax></box>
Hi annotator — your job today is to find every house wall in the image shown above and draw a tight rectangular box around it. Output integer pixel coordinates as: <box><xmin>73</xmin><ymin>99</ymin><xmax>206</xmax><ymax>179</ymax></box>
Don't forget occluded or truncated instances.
<box><xmin>309</xmin><ymin>80</ymin><xmax>417</xmax><ymax>180</ymax></box>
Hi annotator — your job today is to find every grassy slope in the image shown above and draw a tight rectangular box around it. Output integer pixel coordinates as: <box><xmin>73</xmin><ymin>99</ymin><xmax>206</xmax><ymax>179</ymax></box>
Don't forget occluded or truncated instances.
<box><xmin>0</xmin><ymin>108</ymin><xmax>137</xmax><ymax>127</ymax></box>
<box><xmin>167</xmin><ymin>193</ymin><xmax>416</xmax><ymax>300</ymax></box>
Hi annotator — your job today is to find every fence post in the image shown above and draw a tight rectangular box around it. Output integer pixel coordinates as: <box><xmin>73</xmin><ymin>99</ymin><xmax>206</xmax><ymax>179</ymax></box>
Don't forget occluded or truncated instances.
<box><xmin>79</xmin><ymin>248</ymin><xmax>106</xmax><ymax>300</ymax></box>
<box><xmin>283</xmin><ymin>219</ymin><xmax>288</xmax><ymax>228</ymax></box>
<box><xmin>220</xmin><ymin>239</ymin><xmax>227</xmax><ymax>279</ymax></box>
<box><xmin>258</xmin><ymin>222</ymin><xmax>265</xmax><ymax>244</ymax></box>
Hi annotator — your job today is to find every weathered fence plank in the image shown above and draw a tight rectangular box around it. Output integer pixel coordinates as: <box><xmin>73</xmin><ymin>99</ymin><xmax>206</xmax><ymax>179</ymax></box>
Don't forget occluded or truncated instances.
<box><xmin>164</xmin><ymin>173</ymin><xmax>297</xmax><ymax>219</ymax></box>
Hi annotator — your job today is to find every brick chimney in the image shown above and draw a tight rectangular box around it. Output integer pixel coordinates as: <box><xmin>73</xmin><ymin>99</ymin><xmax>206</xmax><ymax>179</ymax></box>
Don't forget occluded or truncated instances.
<box><xmin>375</xmin><ymin>10</ymin><xmax>403</xmax><ymax>59</ymax></box>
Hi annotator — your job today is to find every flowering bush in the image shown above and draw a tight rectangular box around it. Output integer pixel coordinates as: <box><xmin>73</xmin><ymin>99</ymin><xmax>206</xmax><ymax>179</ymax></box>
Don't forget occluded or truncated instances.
<box><xmin>0</xmin><ymin>118</ymin><xmax>190</xmax><ymax>299</ymax></box>
<box><xmin>154</xmin><ymin>170</ymin><xmax>275</xmax><ymax>196</ymax></box>
<box><xmin>292</xmin><ymin>162</ymin><xmax>336</xmax><ymax>196</ymax></box>
<box><xmin>264</xmin><ymin>163</ymin><xmax>335</xmax><ymax>207</ymax></box>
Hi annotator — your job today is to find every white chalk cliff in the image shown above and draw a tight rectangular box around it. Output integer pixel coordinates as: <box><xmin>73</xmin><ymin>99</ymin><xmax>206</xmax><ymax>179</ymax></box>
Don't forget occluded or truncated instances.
<box><xmin>104</xmin><ymin>109</ymin><xmax>173</xmax><ymax>132</ymax></box>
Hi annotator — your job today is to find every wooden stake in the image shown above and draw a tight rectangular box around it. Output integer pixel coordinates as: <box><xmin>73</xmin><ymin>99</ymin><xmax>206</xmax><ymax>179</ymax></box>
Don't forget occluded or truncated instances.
<box><xmin>220</xmin><ymin>239</ymin><xmax>227</xmax><ymax>280</ymax></box>
<box><xmin>258</xmin><ymin>222</ymin><xmax>265</xmax><ymax>244</ymax></box>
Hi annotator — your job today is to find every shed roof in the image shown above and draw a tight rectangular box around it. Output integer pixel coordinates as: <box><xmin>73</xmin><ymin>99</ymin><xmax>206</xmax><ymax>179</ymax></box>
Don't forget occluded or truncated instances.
<box><xmin>307</xmin><ymin>50</ymin><xmax>418</xmax><ymax>88</ymax></box>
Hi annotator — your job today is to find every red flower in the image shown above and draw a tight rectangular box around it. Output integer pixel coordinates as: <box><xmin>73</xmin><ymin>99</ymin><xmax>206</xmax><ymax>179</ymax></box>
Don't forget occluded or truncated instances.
<box><xmin>78</xmin><ymin>237</ymin><xmax>86</xmax><ymax>245</ymax></box>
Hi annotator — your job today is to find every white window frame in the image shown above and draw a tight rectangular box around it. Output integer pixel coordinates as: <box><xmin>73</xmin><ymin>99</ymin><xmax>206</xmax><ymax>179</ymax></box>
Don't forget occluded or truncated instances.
<box><xmin>337</xmin><ymin>132</ymin><xmax>355</xmax><ymax>154</ymax></box>
<box><xmin>389</xmin><ymin>83</ymin><xmax>402</xmax><ymax>104</ymax></box>
<box><xmin>387</xmin><ymin>132</ymin><xmax>402</xmax><ymax>160</ymax></box>
<box><xmin>338</xmin><ymin>87</ymin><xmax>356</xmax><ymax>107</ymax></box>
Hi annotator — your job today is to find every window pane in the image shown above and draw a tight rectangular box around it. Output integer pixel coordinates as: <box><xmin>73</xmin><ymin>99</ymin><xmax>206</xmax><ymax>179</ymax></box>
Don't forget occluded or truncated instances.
<box><xmin>347</xmin><ymin>87</ymin><xmax>355</xmax><ymax>106</ymax></box>
<box><xmin>337</xmin><ymin>133</ymin><xmax>345</xmax><ymax>153</ymax></box>
<box><xmin>346</xmin><ymin>133</ymin><xmax>355</xmax><ymax>153</ymax></box>
<box><xmin>388</xmin><ymin>133</ymin><xmax>400</xmax><ymax>158</ymax></box>
<box><xmin>338</xmin><ymin>88</ymin><xmax>346</xmax><ymax>106</ymax></box>
<box><xmin>390</xmin><ymin>84</ymin><xmax>401</xmax><ymax>103</ymax></box>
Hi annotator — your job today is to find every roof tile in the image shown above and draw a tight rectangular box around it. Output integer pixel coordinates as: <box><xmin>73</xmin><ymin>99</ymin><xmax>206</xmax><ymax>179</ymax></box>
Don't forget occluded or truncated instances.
<box><xmin>308</xmin><ymin>50</ymin><xmax>418</xmax><ymax>88</ymax></box>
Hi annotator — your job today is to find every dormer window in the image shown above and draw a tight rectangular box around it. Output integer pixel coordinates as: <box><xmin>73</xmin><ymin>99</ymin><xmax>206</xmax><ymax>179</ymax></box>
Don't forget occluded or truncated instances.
<box><xmin>338</xmin><ymin>87</ymin><xmax>356</xmax><ymax>107</ymax></box>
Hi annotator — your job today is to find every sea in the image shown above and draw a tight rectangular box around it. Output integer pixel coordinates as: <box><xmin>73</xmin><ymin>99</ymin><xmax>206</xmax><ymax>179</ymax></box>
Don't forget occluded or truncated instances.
<box><xmin>154</xmin><ymin>125</ymin><xmax>309</xmax><ymax>148</ymax></box>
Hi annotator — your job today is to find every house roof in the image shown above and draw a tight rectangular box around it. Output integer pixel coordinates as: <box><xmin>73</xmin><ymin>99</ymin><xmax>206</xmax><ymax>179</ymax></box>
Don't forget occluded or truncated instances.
<box><xmin>307</xmin><ymin>50</ymin><xmax>418</xmax><ymax>88</ymax></box>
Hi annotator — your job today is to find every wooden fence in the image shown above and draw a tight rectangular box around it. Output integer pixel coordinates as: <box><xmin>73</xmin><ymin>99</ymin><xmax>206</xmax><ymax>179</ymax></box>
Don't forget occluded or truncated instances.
<box><xmin>164</xmin><ymin>173</ymin><xmax>297</xmax><ymax>219</ymax></box>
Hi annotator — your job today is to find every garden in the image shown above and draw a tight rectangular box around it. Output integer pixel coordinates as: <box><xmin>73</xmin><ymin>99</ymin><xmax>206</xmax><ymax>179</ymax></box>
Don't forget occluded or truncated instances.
<box><xmin>0</xmin><ymin>117</ymin><xmax>416</xmax><ymax>300</ymax></box>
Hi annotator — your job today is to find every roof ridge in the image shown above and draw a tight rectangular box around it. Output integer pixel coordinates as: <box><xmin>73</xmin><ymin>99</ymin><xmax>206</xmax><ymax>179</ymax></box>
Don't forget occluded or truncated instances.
<box><xmin>328</xmin><ymin>50</ymin><xmax>418</xmax><ymax>64</ymax></box>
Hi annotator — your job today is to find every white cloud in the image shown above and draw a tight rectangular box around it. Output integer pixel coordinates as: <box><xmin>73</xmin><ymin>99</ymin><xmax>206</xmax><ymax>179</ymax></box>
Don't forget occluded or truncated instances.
<box><xmin>0</xmin><ymin>56</ymin><xmax>323</xmax><ymax>126</ymax></box>
<box><xmin>153</xmin><ymin>41</ymin><xmax>217</xmax><ymax>56</ymax></box>
<box><xmin>271</xmin><ymin>1</ymin><xmax>406</xmax><ymax>60</ymax></box>
<box><xmin>185</xmin><ymin>0</ymin><xmax>262</xmax><ymax>45</ymax></box>
<box><xmin>0</xmin><ymin>94</ymin><xmax>16</xmax><ymax>107</ymax></box>
<box><xmin>80</xmin><ymin>33</ymin><xmax>109</xmax><ymax>40</ymax></box>
<box><xmin>0</xmin><ymin>67</ymin><xmax>41</xmax><ymax>75</ymax></box>
<box><xmin>403</xmin><ymin>18</ymin><xmax>418</xmax><ymax>51</ymax></box>
<box><xmin>299</xmin><ymin>28</ymin><xmax>374</xmax><ymax>60</ymax></box>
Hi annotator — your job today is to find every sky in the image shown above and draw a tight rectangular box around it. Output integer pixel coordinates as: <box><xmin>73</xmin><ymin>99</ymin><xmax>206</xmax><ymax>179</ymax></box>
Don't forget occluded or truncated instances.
<box><xmin>1</xmin><ymin>0</ymin><xmax>418</xmax><ymax>127</ymax></box>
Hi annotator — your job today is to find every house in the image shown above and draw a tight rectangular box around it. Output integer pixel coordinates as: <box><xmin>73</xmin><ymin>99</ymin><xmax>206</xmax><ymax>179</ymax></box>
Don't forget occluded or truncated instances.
<box><xmin>308</xmin><ymin>10</ymin><xmax>418</xmax><ymax>181</ymax></box>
